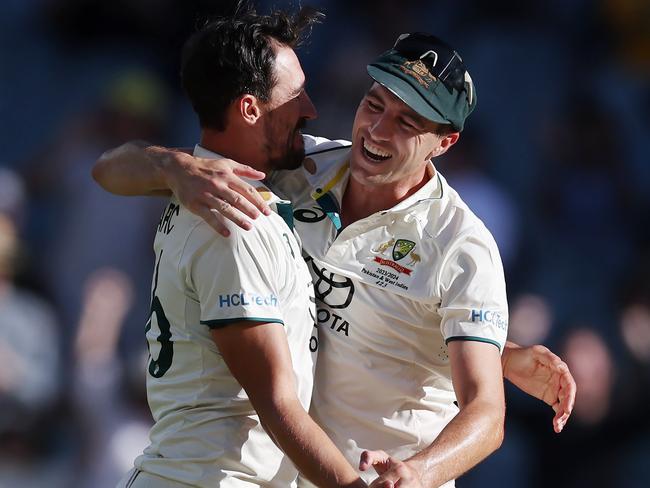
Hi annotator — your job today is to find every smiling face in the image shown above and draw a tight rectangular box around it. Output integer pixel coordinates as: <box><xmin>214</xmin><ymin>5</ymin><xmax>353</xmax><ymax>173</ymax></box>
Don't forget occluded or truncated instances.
<box><xmin>349</xmin><ymin>83</ymin><xmax>457</xmax><ymax>190</ymax></box>
<box><xmin>260</xmin><ymin>43</ymin><xmax>317</xmax><ymax>171</ymax></box>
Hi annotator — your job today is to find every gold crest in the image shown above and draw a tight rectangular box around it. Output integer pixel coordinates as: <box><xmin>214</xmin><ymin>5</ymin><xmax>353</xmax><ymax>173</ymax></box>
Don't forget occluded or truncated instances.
<box><xmin>399</xmin><ymin>59</ymin><xmax>436</xmax><ymax>89</ymax></box>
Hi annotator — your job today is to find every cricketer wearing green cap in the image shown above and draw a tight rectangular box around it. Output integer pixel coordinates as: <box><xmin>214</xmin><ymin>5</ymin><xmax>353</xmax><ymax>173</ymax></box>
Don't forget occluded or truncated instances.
<box><xmin>366</xmin><ymin>32</ymin><xmax>476</xmax><ymax>131</ymax></box>
<box><xmin>276</xmin><ymin>31</ymin><xmax>505</xmax><ymax>488</ymax></box>
<box><xmin>94</xmin><ymin>29</ymin><xmax>575</xmax><ymax>488</ymax></box>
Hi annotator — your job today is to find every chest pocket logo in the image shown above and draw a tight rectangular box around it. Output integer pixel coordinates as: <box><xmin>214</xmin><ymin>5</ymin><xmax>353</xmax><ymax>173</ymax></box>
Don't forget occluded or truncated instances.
<box><xmin>392</xmin><ymin>239</ymin><xmax>416</xmax><ymax>261</ymax></box>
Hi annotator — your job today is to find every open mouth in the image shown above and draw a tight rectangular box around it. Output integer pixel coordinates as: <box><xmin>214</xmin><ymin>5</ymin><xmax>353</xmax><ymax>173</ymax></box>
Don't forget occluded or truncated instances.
<box><xmin>362</xmin><ymin>138</ymin><xmax>392</xmax><ymax>162</ymax></box>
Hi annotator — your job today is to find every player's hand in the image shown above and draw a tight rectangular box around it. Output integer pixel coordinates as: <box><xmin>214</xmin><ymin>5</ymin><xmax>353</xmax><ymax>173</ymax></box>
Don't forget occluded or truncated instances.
<box><xmin>159</xmin><ymin>149</ymin><xmax>271</xmax><ymax>237</ymax></box>
<box><xmin>360</xmin><ymin>451</ymin><xmax>423</xmax><ymax>488</ymax></box>
<box><xmin>503</xmin><ymin>343</ymin><xmax>576</xmax><ymax>433</ymax></box>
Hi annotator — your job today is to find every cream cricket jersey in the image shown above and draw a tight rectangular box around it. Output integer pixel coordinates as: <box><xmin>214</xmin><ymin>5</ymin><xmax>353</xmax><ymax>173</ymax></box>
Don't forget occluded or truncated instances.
<box><xmin>270</xmin><ymin>135</ymin><xmax>509</xmax><ymax>487</ymax></box>
<box><xmin>135</xmin><ymin>145</ymin><xmax>316</xmax><ymax>487</ymax></box>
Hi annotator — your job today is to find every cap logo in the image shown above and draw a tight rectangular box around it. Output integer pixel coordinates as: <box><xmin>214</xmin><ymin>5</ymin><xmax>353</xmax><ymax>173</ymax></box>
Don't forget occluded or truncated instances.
<box><xmin>399</xmin><ymin>59</ymin><xmax>436</xmax><ymax>89</ymax></box>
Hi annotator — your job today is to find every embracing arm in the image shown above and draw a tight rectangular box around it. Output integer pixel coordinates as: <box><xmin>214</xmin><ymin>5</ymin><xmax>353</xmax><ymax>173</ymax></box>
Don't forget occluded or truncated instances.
<box><xmin>501</xmin><ymin>341</ymin><xmax>576</xmax><ymax>433</ymax></box>
<box><xmin>212</xmin><ymin>321</ymin><xmax>365</xmax><ymax>488</ymax></box>
<box><xmin>92</xmin><ymin>141</ymin><xmax>270</xmax><ymax>235</ymax></box>
<box><xmin>92</xmin><ymin>141</ymin><xmax>176</xmax><ymax>196</ymax></box>
<box><xmin>362</xmin><ymin>341</ymin><xmax>504</xmax><ymax>488</ymax></box>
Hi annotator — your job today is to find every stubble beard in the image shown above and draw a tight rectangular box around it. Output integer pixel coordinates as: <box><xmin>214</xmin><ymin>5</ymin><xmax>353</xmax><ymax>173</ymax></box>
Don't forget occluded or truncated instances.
<box><xmin>263</xmin><ymin>117</ymin><xmax>307</xmax><ymax>171</ymax></box>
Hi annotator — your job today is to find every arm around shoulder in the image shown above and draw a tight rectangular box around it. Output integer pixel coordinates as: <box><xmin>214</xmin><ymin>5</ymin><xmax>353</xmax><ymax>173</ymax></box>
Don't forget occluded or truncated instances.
<box><xmin>92</xmin><ymin>140</ymin><xmax>173</xmax><ymax>196</ymax></box>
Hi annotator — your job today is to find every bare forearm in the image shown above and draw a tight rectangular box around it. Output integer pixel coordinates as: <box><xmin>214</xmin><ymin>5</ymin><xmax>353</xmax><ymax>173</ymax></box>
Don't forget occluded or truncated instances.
<box><xmin>258</xmin><ymin>398</ymin><xmax>364</xmax><ymax>488</ymax></box>
<box><xmin>92</xmin><ymin>141</ymin><xmax>172</xmax><ymax>196</ymax></box>
<box><xmin>406</xmin><ymin>399</ymin><xmax>504</xmax><ymax>487</ymax></box>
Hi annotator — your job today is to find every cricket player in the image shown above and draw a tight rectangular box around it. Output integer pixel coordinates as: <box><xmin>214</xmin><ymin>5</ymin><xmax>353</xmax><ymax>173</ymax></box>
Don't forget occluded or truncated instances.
<box><xmin>97</xmin><ymin>26</ymin><xmax>576</xmax><ymax>488</ymax></box>
<box><xmin>115</xmin><ymin>8</ymin><xmax>367</xmax><ymax>488</ymax></box>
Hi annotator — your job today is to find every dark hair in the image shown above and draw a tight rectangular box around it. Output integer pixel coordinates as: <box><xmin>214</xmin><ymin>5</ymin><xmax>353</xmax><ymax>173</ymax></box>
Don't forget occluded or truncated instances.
<box><xmin>181</xmin><ymin>6</ymin><xmax>323</xmax><ymax>131</ymax></box>
<box><xmin>433</xmin><ymin>123</ymin><xmax>457</xmax><ymax>137</ymax></box>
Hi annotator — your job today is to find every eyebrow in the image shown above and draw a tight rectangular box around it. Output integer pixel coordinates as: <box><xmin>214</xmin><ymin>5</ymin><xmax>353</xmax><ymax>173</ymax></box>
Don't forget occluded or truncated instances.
<box><xmin>366</xmin><ymin>91</ymin><xmax>382</xmax><ymax>103</ymax></box>
<box><xmin>368</xmin><ymin>87</ymin><xmax>428</xmax><ymax>128</ymax></box>
<box><xmin>400</xmin><ymin>113</ymin><xmax>424</xmax><ymax>128</ymax></box>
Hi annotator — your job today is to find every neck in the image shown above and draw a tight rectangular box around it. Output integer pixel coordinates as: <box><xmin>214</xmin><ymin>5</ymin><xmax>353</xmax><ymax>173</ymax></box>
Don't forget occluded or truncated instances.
<box><xmin>200</xmin><ymin>127</ymin><xmax>269</xmax><ymax>173</ymax></box>
<box><xmin>341</xmin><ymin>167</ymin><xmax>430</xmax><ymax>227</ymax></box>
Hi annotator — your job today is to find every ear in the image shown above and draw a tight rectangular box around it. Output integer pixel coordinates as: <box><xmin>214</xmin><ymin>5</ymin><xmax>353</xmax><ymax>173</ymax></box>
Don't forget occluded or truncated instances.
<box><xmin>238</xmin><ymin>94</ymin><xmax>262</xmax><ymax>125</ymax></box>
<box><xmin>428</xmin><ymin>132</ymin><xmax>460</xmax><ymax>159</ymax></box>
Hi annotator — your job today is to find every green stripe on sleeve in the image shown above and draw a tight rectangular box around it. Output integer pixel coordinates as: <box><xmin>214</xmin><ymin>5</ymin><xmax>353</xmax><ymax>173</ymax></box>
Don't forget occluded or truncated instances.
<box><xmin>445</xmin><ymin>336</ymin><xmax>502</xmax><ymax>351</ymax></box>
<box><xmin>201</xmin><ymin>317</ymin><xmax>285</xmax><ymax>329</ymax></box>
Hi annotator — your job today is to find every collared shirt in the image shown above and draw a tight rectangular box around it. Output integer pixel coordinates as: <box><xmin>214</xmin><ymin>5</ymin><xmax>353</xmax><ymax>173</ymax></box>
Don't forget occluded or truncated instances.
<box><xmin>136</xmin><ymin>145</ymin><xmax>316</xmax><ymax>487</ymax></box>
<box><xmin>270</xmin><ymin>135</ymin><xmax>509</xmax><ymax>487</ymax></box>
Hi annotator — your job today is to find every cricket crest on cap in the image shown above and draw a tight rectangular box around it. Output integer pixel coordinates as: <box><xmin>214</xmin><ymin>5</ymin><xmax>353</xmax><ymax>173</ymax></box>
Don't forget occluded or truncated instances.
<box><xmin>399</xmin><ymin>59</ymin><xmax>436</xmax><ymax>89</ymax></box>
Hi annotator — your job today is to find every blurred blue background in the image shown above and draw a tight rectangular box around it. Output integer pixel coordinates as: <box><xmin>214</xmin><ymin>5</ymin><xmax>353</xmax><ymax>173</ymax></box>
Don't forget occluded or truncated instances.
<box><xmin>1</xmin><ymin>0</ymin><xmax>649</xmax><ymax>487</ymax></box>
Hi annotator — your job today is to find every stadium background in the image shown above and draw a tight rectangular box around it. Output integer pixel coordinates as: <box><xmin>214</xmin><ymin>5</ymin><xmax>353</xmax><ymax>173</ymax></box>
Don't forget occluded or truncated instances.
<box><xmin>1</xmin><ymin>0</ymin><xmax>649</xmax><ymax>486</ymax></box>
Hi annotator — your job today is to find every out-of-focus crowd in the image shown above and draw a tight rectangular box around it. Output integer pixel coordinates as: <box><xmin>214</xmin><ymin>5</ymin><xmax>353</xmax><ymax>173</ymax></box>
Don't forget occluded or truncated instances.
<box><xmin>1</xmin><ymin>1</ymin><xmax>649</xmax><ymax>487</ymax></box>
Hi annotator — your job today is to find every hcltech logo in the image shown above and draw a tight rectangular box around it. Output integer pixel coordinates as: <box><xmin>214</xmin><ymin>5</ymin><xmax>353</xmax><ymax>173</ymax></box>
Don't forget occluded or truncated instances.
<box><xmin>471</xmin><ymin>309</ymin><xmax>507</xmax><ymax>331</ymax></box>
<box><xmin>219</xmin><ymin>293</ymin><xmax>279</xmax><ymax>308</ymax></box>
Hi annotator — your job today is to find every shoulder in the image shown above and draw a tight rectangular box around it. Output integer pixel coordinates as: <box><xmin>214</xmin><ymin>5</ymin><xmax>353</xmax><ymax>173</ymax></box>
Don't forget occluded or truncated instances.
<box><xmin>419</xmin><ymin>174</ymin><xmax>502</xmax><ymax>259</ymax></box>
<box><xmin>270</xmin><ymin>135</ymin><xmax>352</xmax><ymax>194</ymax></box>
<box><xmin>303</xmin><ymin>134</ymin><xmax>351</xmax><ymax>156</ymax></box>
<box><xmin>302</xmin><ymin>134</ymin><xmax>351</xmax><ymax>184</ymax></box>
<box><xmin>190</xmin><ymin>211</ymin><xmax>286</xmax><ymax>256</ymax></box>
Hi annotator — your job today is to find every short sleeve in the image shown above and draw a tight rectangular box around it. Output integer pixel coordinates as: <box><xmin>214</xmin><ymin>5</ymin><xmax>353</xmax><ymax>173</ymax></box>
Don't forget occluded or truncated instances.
<box><xmin>438</xmin><ymin>231</ymin><xmax>509</xmax><ymax>352</ymax></box>
<box><xmin>185</xmin><ymin>225</ymin><xmax>284</xmax><ymax>329</ymax></box>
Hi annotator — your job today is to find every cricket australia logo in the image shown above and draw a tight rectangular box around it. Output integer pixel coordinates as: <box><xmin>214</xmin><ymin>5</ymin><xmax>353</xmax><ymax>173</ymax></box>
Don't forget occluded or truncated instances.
<box><xmin>371</xmin><ymin>238</ymin><xmax>420</xmax><ymax>276</ymax></box>
<box><xmin>392</xmin><ymin>239</ymin><xmax>415</xmax><ymax>261</ymax></box>
<box><xmin>399</xmin><ymin>59</ymin><xmax>436</xmax><ymax>89</ymax></box>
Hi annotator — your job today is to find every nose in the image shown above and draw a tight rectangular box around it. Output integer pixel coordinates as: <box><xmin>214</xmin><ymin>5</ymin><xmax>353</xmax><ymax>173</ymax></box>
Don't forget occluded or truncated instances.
<box><xmin>300</xmin><ymin>91</ymin><xmax>318</xmax><ymax>120</ymax></box>
<box><xmin>368</xmin><ymin>114</ymin><xmax>391</xmax><ymax>142</ymax></box>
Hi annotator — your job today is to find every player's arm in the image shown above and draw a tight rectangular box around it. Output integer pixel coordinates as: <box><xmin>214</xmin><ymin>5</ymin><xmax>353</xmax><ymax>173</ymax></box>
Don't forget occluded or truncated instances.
<box><xmin>92</xmin><ymin>141</ymin><xmax>270</xmax><ymax>235</ymax></box>
<box><xmin>92</xmin><ymin>140</ymin><xmax>175</xmax><ymax>196</ymax></box>
<box><xmin>361</xmin><ymin>341</ymin><xmax>505</xmax><ymax>488</ymax></box>
<box><xmin>211</xmin><ymin>321</ymin><xmax>366</xmax><ymax>488</ymax></box>
<box><xmin>360</xmin><ymin>232</ymin><xmax>509</xmax><ymax>487</ymax></box>
<box><xmin>501</xmin><ymin>341</ymin><xmax>576</xmax><ymax>433</ymax></box>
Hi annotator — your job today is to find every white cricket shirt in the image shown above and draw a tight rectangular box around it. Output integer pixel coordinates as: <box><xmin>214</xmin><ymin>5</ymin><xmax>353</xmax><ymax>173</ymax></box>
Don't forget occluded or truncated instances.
<box><xmin>270</xmin><ymin>135</ymin><xmax>509</xmax><ymax>487</ymax></box>
<box><xmin>135</xmin><ymin>145</ymin><xmax>316</xmax><ymax>487</ymax></box>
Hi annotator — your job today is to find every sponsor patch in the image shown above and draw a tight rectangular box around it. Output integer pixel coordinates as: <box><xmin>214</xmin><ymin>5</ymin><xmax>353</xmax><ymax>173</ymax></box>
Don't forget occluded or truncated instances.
<box><xmin>471</xmin><ymin>309</ymin><xmax>508</xmax><ymax>331</ymax></box>
<box><xmin>219</xmin><ymin>292</ymin><xmax>278</xmax><ymax>308</ymax></box>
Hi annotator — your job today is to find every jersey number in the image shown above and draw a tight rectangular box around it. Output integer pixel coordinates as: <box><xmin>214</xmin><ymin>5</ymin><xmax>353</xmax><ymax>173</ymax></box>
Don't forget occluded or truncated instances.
<box><xmin>145</xmin><ymin>250</ymin><xmax>174</xmax><ymax>378</ymax></box>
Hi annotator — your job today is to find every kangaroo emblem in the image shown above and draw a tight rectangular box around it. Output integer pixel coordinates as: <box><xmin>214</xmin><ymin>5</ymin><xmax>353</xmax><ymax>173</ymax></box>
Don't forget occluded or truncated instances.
<box><xmin>373</xmin><ymin>239</ymin><xmax>395</xmax><ymax>254</ymax></box>
<box><xmin>407</xmin><ymin>251</ymin><xmax>421</xmax><ymax>266</ymax></box>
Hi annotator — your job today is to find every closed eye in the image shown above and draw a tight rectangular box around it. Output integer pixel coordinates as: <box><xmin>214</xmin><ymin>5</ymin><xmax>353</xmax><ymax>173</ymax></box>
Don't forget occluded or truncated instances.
<box><xmin>367</xmin><ymin>99</ymin><xmax>382</xmax><ymax>112</ymax></box>
<box><xmin>400</xmin><ymin>118</ymin><xmax>417</xmax><ymax>130</ymax></box>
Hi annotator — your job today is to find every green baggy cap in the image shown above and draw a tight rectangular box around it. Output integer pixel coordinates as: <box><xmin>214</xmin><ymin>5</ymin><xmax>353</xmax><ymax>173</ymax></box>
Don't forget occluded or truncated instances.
<box><xmin>367</xmin><ymin>33</ymin><xmax>477</xmax><ymax>131</ymax></box>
